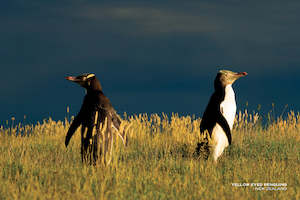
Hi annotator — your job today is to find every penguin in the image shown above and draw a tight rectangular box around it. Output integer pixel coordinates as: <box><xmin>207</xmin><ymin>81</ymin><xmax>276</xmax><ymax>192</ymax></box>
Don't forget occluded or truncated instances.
<box><xmin>197</xmin><ymin>70</ymin><xmax>247</xmax><ymax>162</ymax></box>
<box><xmin>65</xmin><ymin>73</ymin><xmax>126</xmax><ymax>164</ymax></box>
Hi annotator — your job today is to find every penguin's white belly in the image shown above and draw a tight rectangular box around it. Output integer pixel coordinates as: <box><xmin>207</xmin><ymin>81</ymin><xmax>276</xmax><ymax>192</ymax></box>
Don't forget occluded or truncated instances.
<box><xmin>212</xmin><ymin>85</ymin><xmax>236</xmax><ymax>161</ymax></box>
<box><xmin>211</xmin><ymin>124</ymin><xmax>229</xmax><ymax>161</ymax></box>
<box><xmin>220</xmin><ymin>88</ymin><xmax>236</xmax><ymax>130</ymax></box>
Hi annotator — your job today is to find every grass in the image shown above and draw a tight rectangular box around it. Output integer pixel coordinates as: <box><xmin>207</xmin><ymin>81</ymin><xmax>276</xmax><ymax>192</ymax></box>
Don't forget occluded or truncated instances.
<box><xmin>0</xmin><ymin>110</ymin><xmax>299</xmax><ymax>200</ymax></box>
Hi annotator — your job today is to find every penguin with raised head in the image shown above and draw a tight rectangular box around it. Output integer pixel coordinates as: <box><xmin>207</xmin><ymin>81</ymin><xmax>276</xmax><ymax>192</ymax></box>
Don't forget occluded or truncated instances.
<box><xmin>65</xmin><ymin>73</ymin><xmax>126</xmax><ymax>164</ymax></box>
<box><xmin>197</xmin><ymin>70</ymin><xmax>247</xmax><ymax>162</ymax></box>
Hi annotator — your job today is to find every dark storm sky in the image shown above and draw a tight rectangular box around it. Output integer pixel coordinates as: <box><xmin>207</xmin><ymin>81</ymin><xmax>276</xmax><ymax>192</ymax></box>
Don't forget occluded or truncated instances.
<box><xmin>1</xmin><ymin>0</ymin><xmax>300</xmax><ymax>124</ymax></box>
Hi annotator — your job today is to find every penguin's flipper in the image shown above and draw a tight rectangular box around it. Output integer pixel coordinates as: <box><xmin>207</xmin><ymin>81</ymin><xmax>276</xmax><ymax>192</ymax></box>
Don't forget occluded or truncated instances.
<box><xmin>200</xmin><ymin>92</ymin><xmax>219</xmax><ymax>134</ymax></box>
<box><xmin>216</xmin><ymin>112</ymin><xmax>232</xmax><ymax>145</ymax></box>
<box><xmin>65</xmin><ymin>114</ymin><xmax>82</xmax><ymax>147</ymax></box>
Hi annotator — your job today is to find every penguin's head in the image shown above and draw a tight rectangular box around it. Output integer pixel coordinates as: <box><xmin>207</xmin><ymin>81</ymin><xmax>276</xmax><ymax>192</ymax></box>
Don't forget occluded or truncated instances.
<box><xmin>216</xmin><ymin>70</ymin><xmax>247</xmax><ymax>87</ymax></box>
<box><xmin>65</xmin><ymin>73</ymin><xmax>102</xmax><ymax>91</ymax></box>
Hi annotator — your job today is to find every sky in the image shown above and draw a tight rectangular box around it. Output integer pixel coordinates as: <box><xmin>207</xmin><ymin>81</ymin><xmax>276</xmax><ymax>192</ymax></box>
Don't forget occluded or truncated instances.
<box><xmin>1</xmin><ymin>0</ymin><xmax>300</xmax><ymax>125</ymax></box>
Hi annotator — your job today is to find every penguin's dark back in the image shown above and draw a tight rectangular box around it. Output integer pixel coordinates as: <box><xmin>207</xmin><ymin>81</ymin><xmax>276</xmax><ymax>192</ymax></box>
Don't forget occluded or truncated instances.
<box><xmin>79</xmin><ymin>92</ymin><xmax>102</xmax><ymax>127</ymax></box>
<box><xmin>200</xmin><ymin>89</ymin><xmax>225</xmax><ymax>134</ymax></box>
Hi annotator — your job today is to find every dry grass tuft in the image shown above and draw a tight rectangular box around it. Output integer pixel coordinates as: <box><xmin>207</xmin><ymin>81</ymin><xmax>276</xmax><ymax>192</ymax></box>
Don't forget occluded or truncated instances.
<box><xmin>0</xmin><ymin>110</ymin><xmax>299</xmax><ymax>199</ymax></box>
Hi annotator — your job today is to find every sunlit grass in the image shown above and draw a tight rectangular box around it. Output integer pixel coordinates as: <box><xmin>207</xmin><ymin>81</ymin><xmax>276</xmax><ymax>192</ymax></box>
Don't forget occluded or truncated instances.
<box><xmin>0</xmin><ymin>110</ymin><xmax>299</xmax><ymax>200</ymax></box>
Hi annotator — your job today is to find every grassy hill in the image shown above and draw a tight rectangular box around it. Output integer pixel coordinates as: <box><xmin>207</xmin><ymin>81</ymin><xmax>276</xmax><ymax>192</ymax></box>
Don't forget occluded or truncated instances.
<box><xmin>0</xmin><ymin>110</ymin><xmax>299</xmax><ymax>200</ymax></box>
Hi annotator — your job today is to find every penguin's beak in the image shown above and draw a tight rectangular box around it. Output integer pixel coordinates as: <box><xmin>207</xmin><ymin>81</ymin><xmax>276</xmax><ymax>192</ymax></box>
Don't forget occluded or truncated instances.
<box><xmin>229</xmin><ymin>72</ymin><xmax>247</xmax><ymax>84</ymax></box>
<box><xmin>237</xmin><ymin>72</ymin><xmax>248</xmax><ymax>77</ymax></box>
<box><xmin>233</xmin><ymin>72</ymin><xmax>248</xmax><ymax>80</ymax></box>
<box><xmin>65</xmin><ymin>76</ymin><xmax>80</xmax><ymax>82</ymax></box>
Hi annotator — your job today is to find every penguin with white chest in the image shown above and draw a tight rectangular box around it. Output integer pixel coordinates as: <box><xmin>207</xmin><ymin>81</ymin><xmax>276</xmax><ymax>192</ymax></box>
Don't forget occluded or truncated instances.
<box><xmin>198</xmin><ymin>70</ymin><xmax>247</xmax><ymax>162</ymax></box>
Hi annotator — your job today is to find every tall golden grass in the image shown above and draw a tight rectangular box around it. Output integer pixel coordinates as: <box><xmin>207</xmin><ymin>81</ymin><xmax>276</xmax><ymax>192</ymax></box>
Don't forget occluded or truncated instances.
<box><xmin>0</xmin><ymin>110</ymin><xmax>299</xmax><ymax>199</ymax></box>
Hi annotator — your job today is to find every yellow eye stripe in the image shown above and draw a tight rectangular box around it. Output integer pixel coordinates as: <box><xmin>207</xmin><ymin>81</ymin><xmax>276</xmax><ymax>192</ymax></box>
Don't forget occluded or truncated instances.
<box><xmin>86</xmin><ymin>74</ymin><xmax>95</xmax><ymax>79</ymax></box>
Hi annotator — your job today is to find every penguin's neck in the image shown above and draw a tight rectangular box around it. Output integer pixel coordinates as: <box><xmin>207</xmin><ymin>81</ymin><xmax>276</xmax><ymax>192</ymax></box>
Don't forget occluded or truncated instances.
<box><xmin>220</xmin><ymin>84</ymin><xmax>236</xmax><ymax>129</ymax></box>
<box><xmin>223</xmin><ymin>84</ymin><xmax>235</xmax><ymax>102</ymax></box>
<box><xmin>86</xmin><ymin>87</ymin><xmax>102</xmax><ymax>94</ymax></box>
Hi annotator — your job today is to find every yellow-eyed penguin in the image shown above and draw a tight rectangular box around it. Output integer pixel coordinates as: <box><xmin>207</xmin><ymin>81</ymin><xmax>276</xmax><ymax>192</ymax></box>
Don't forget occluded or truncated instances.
<box><xmin>198</xmin><ymin>70</ymin><xmax>247</xmax><ymax>161</ymax></box>
<box><xmin>65</xmin><ymin>73</ymin><xmax>126</xmax><ymax>164</ymax></box>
